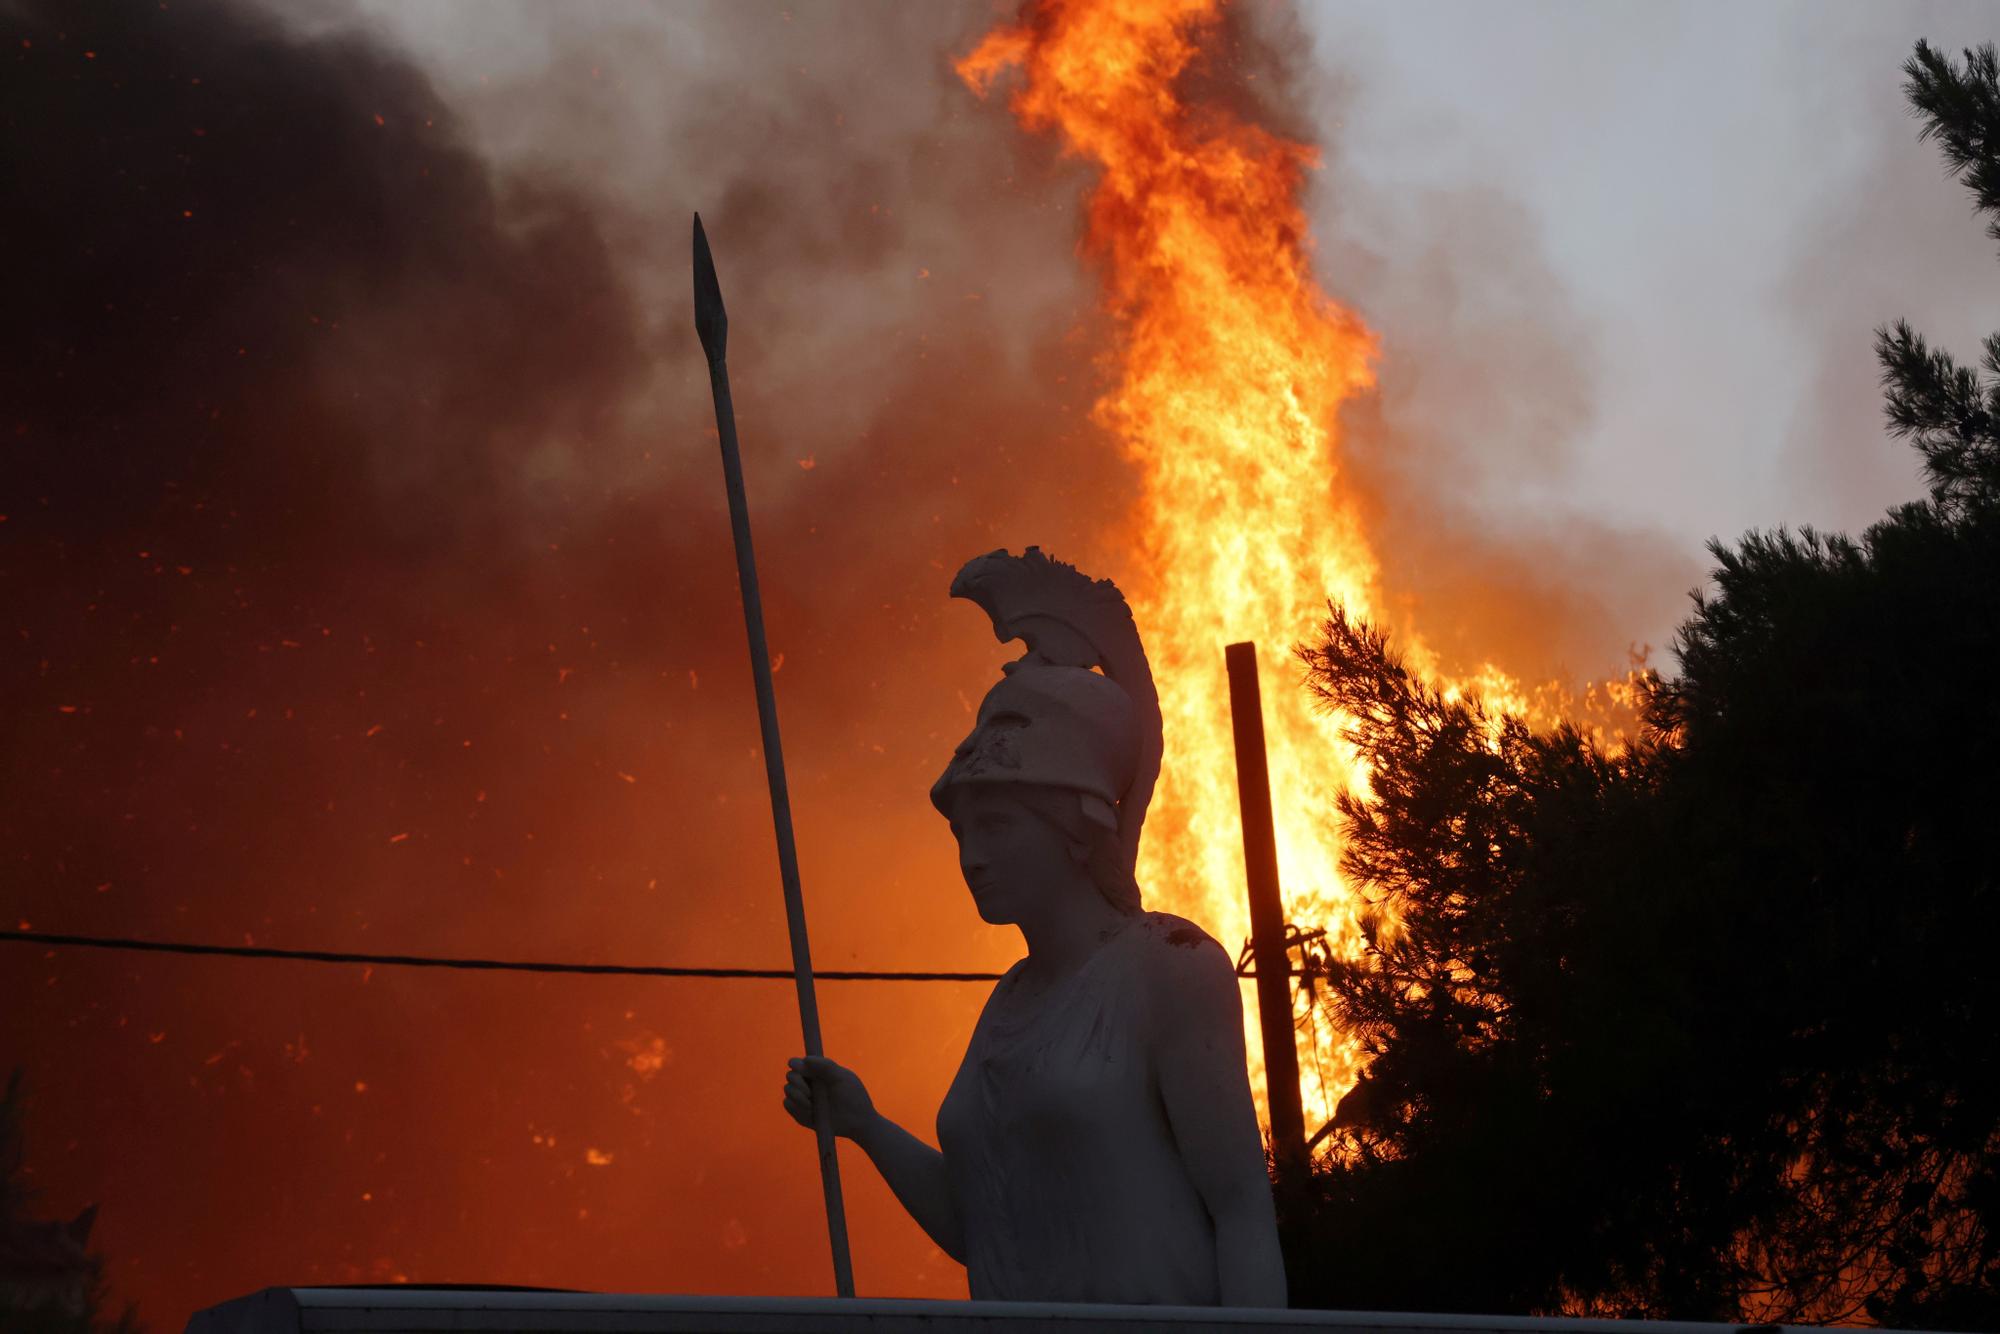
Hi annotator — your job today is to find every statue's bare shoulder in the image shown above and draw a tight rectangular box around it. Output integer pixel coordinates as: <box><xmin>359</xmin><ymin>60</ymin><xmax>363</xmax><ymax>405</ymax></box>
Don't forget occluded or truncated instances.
<box><xmin>1122</xmin><ymin>911</ymin><xmax>1232</xmax><ymax>967</ymax></box>
<box><xmin>1119</xmin><ymin>912</ymin><xmax>1244</xmax><ymax>1038</ymax></box>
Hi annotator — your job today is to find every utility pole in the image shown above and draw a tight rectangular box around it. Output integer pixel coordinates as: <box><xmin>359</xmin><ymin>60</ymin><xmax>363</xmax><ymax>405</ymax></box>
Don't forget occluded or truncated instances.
<box><xmin>1226</xmin><ymin>641</ymin><xmax>1307</xmax><ymax>1180</ymax></box>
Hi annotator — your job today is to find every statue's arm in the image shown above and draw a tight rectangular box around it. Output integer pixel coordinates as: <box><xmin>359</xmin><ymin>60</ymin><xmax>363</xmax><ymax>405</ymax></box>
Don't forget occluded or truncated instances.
<box><xmin>852</xmin><ymin>1111</ymin><xmax>966</xmax><ymax>1263</ymax></box>
<box><xmin>783</xmin><ymin>1055</ymin><xmax>965</xmax><ymax>1262</ymax></box>
<box><xmin>1152</xmin><ymin>940</ymin><xmax>1289</xmax><ymax>1308</ymax></box>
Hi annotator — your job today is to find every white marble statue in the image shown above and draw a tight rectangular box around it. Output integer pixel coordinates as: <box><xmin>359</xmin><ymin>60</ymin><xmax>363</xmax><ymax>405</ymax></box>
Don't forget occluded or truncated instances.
<box><xmin>784</xmin><ymin>548</ymin><xmax>1286</xmax><ymax>1306</ymax></box>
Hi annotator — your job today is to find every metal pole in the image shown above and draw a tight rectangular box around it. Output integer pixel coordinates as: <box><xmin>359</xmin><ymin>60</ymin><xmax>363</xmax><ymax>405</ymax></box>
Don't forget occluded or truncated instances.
<box><xmin>1226</xmin><ymin>641</ymin><xmax>1308</xmax><ymax>1179</ymax></box>
<box><xmin>693</xmin><ymin>213</ymin><xmax>856</xmax><ymax>1297</ymax></box>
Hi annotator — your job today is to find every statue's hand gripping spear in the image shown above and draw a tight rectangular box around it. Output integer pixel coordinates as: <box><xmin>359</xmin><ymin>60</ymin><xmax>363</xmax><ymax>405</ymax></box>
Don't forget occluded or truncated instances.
<box><xmin>693</xmin><ymin>214</ymin><xmax>856</xmax><ymax>1298</ymax></box>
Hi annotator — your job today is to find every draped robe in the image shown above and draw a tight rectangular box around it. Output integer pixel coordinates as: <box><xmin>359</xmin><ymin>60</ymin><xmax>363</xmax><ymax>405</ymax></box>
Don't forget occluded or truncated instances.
<box><xmin>936</xmin><ymin>912</ymin><xmax>1229</xmax><ymax>1304</ymax></box>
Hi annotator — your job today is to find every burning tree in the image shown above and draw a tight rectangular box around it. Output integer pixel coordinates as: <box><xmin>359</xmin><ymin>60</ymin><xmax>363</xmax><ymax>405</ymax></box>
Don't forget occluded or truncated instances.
<box><xmin>1285</xmin><ymin>41</ymin><xmax>2000</xmax><ymax>1329</ymax></box>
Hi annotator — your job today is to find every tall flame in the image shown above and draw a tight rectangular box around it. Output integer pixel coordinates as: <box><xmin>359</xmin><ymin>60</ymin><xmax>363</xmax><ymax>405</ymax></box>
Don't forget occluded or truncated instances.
<box><xmin>960</xmin><ymin>0</ymin><xmax>1388</xmax><ymax>1133</ymax></box>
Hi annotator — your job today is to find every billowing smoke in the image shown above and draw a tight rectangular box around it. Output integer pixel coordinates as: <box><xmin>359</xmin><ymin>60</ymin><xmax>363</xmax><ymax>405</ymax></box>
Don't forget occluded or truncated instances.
<box><xmin>2</xmin><ymin>0</ymin><xmax>1109</xmax><ymax>1319</ymax></box>
<box><xmin>1325</xmin><ymin>178</ymin><xmax>1698</xmax><ymax>689</ymax></box>
<box><xmin>1233</xmin><ymin>2</ymin><xmax>1700</xmax><ymax>690</ymax></box>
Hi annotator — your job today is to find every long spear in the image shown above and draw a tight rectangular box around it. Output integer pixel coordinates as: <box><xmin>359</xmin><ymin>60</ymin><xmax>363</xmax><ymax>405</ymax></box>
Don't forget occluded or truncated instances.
<box><xmin>692</xmin><ymin>213</ymin><xmax>856</xmax><ymax>1299</ymax></box>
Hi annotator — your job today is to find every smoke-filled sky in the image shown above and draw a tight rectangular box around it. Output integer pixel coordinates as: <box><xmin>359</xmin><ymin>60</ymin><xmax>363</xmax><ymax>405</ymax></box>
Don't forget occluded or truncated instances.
<box><xmin>1302</xmin><ymin>0</ymin><xmax>2000</xmax><ymax>559</ymax></box>
<box><xmin>5</xmin><ymin>1</ymin><xmax>1998</xmax><ymax>1328</ymax></box>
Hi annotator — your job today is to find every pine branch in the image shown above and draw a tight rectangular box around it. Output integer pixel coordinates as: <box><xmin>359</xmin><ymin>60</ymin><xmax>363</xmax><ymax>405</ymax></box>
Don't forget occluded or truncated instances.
<box><xmin>1875</xmin><ymin>318</ymin><xmax>2000</xmax><ymax>512</ymax></box>
<box><xmin>1904</xmin><ymin>41</ymin><xmax>2000</xmax><ymax>247</ymax></box>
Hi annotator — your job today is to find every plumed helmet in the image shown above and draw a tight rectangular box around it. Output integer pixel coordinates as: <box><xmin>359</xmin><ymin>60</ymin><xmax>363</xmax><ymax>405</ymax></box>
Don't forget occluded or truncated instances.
<box><xmin>930</xmin><ymin>663</ymin><xmax>1138</xmax><ymax>831</ymax></box>
<box><xmin>929</xmin><ymin>548</ymin><xmax>1163</xmax><ymax>869</ymax></box>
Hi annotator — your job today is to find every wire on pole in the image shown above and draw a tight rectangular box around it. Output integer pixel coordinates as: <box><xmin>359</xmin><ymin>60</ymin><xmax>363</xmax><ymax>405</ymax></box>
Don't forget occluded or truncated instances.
<box><xmin>0</xmin><ymin>929</ymin><xmax>1004</xmax><ymax>983</ymax></box>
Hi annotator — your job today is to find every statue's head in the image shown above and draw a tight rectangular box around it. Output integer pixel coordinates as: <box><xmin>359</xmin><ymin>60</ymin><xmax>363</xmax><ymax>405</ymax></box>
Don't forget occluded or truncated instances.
<box><xmin>932</xmin><ymin>666</ymin><xmax>1142</xmax><ymax>915</ymax></box>
<box><xmin>942</xmin><ymin>781</ymin><xmax>1136</xmax><ymax>922</ymax></box>
<box><xmin>930</xmin><ymin>548</ymin><xmax>1162</xmax><ymax>915</ymax></box>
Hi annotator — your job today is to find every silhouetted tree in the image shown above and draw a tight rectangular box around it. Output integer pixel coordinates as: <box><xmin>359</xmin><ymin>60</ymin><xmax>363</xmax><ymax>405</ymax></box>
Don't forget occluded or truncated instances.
<box><xmin>1282</xmin><ymin>41</ymin><xmax>2000</xmax><ymax>1329</ymax></box>
<box><xmin>0</xmin><ymin>1071</ymin><xmax>141</xmax><ymax>1334</ymax></box>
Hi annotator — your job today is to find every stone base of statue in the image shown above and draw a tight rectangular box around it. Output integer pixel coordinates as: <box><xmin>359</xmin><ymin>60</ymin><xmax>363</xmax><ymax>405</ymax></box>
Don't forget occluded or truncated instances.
<box><xmin>184</xmin><ymin>1286</ymin><xmax>1840</xmax><ymax>1334</ymax></box>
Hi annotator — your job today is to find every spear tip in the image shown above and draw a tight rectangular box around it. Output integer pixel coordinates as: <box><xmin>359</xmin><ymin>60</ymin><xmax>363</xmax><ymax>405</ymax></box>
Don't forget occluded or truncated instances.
<box><xmin>693</xmin><ymin>212</ymin><xmax>728</xmax><ymax>363</ymax></box>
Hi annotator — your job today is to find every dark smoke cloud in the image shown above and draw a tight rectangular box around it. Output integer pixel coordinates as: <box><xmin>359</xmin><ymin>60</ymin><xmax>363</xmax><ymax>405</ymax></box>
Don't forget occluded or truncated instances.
<box><xmin>2</xmin><ymin>0</ymin><xmax>1114</xmax><ymax>1322</ymax></box>
<box><xmin>4</xmin><ymin>0</ymin><xmax>644</xmax><ymax>561</ymax></box>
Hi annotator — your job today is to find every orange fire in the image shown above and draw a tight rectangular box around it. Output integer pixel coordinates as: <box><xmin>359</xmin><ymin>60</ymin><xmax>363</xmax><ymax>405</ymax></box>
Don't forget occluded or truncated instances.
<box><xmin>958</xmin><ymin>0</ymin><xmax>1648</xmax><ymax>1152</ymax></box>
<box><xmin>959</xmin><ymin>0</ymin><xmax>1388</xmax><ymax>1137</ymax></box>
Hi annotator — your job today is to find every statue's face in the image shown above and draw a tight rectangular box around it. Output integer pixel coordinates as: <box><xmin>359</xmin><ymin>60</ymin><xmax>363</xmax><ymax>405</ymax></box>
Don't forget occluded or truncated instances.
<box><xmin>947</xmin><ymin>785</ymin><xmax>1079</xmax><ymax>926</ymax></box>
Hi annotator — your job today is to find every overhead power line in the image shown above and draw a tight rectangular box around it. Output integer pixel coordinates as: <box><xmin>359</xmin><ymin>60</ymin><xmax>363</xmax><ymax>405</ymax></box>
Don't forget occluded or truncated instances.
<box><xmin>0</xmin><ymin>929</ymin><xmax>1004</xmax><ymax>983</ymax></box>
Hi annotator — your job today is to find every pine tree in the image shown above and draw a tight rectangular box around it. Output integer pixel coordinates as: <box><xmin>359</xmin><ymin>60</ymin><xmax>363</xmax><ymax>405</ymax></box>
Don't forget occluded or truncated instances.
<box><xmin>1283</xmin><ymin>41</ymin><xmax>2000</xmax><ymax>1329</ymax></box>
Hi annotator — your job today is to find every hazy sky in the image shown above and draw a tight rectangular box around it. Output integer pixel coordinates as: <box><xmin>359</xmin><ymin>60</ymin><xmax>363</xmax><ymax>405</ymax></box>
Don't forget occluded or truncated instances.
<box><xmin>1295</xmin><ymin>0</ymin><xmax>2000</xmax><ymax>549</ymax></box>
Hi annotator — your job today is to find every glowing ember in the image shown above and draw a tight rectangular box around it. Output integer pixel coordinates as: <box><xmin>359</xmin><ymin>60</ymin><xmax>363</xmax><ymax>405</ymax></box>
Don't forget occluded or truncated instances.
<box><xmin>961</xmin><ymin>0</ymin><xmax>1390</xmax><ymax>1136</ymax></box>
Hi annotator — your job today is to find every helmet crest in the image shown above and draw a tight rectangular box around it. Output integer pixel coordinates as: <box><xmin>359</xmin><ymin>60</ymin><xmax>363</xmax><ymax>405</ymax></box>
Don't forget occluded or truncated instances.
<box><xmin>931</xmin><ymin>547</ymin><xmax>1163</xmax><ymax>874</ymax></box>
